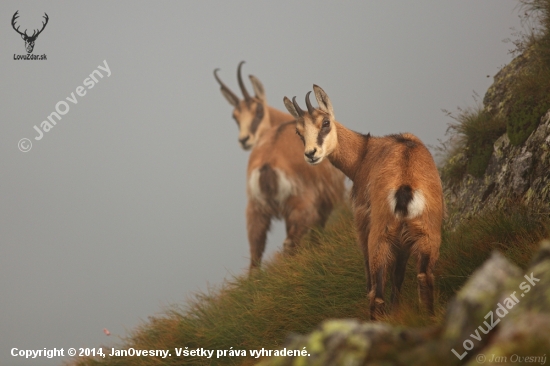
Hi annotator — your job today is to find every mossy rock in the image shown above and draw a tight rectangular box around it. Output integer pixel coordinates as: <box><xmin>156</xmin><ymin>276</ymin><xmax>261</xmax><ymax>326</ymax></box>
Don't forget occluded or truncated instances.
<box><xmin>507</xmin><ymin>91</ymin><xmax>550</xmax><ymax>146</ymax></box>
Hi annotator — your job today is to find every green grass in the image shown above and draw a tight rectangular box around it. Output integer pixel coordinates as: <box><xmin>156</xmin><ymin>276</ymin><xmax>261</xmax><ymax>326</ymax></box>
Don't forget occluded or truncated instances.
<box><xmin>68</xmin><ymin>203</ymin><xmax>550</xmax><ymax>366</ymax></box>
<box><xmin>506</xmin><ymin>0</ymin><xmax>550</xmax><ymax>145</ymax></box>
<box><xmin>438</xmin><ymin>0</ymin><xmax>550</xmax><ymax>180</ymax></box>
<box><xmin>506</xmin><ymin>68</ymin><xmax>550</xmax><ymax>145</ymax></box>
<box><xmin>439</xmin><ymin>106</ymin><xmax>505</xmax><ymax>184</ymax></box>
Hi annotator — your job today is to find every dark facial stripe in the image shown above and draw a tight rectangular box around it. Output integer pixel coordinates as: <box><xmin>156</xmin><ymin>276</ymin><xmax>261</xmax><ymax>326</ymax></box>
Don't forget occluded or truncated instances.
<box><xmin>317</xmin><ymin>124</ymin><xmax>331</xmax><ymax>146</ymax></box>
<box><xmin>249</xmin><ymin>103</ymin><xmax>264</xmax><ymax>135</ymax></box>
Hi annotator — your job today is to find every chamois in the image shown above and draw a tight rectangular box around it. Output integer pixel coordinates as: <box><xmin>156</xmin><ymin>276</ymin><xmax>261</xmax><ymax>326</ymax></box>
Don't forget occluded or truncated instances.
<box><xmin>284</xmin><ymin>85</ymin><xmax>444</xmax><ymax>319</ymax></box>
<box><xmin>215</xmin><ymin>65</ymin><xmax>346</xmax><ymax>272</ymax></box>
<box><xmin>214</xmin><ymin>61</ymin><xmax>294</xmax><ymax>150</ymax></box>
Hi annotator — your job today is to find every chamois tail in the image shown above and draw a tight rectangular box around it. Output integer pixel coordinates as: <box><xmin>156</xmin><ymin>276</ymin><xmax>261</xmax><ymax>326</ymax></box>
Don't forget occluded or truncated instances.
<box><xmin>259</xmin><ymin>164</ymin><xmax>278</xmax><ymax>197</ymax></box>
<box><xmin>391</xmin><ymin>185</ymin><xmax>425</xmax><ymax>219</ymax></box>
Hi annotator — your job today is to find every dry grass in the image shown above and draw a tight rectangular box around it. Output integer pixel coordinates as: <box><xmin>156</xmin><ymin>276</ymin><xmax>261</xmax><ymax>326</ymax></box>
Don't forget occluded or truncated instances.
<box><xmin>67</xmin><ymin>202</ymin><xmax>549</xmax><ymax>366</ymax></box>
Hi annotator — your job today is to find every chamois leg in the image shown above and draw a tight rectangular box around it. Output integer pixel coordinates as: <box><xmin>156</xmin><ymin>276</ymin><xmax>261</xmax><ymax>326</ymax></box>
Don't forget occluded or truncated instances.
<box><xmin>417</xmin><ymin>251</ymin><xmax>435</xmax><ymax>315</ymax></box>
<box><xmin>356</xmin><ymin>224</ymin><xmax>371</xmax><ymax>302</ymax></box>
<box><xmin>283</xmin><ymin>199</ymin><xmax>319</xmax><ymax>255</ymax></box>
<box><xmin>316</xmin><ymin>198</ymin><xmax>334</xmax><ymax>229</ymax></box>
<box><xmin>391</xmin><ymin>246</ymin><xmax>411</xmax><ymax>308</ymax></box>
<box><xmin>246</xmin><ymin>201</ymin><xmax>271</xmax><ymax>273</ymax></box>
<box><xmin>367</xmin><ymin>230</ymin><xmax>393</xmax><ymax>320</ymax></box>
<box><xmin>406</xmin><ymin>220</ymin><xmax>439</xmax><ymax>315</ymax></box>
<box><xmin>369</xmin><ymin>263</ymin><xmax>389</xmax><ymax>320</ymax></box>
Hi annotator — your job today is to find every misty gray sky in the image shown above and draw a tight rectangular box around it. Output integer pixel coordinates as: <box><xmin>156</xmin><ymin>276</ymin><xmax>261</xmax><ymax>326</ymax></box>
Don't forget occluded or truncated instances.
<box><xmin>1</xmin><ymin>1</ymin><xmax>522</xmax><ymax>365</ymax></box>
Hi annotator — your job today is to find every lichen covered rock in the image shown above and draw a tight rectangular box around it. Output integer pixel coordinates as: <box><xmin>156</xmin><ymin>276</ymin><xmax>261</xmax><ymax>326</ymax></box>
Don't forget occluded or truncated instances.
<box><xmin>260</xmin><ymin>242</ymin><xmax>550</xmax><ymax>365</ymax></box>
<box><xmin>445</xmin><ymin>111</ymin><xmax>550</xmax><ymax>228</ymax></box>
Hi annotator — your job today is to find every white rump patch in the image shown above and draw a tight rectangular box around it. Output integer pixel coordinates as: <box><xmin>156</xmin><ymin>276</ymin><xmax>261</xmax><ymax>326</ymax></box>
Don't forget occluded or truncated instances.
<box><xmin>248</xmin><ymin>168</ymin><xmax>263</xmax><ymax>203</ymax></box>
<box><xmin>407</xmin><ymin>190</ymin><xmax>426</xmax><ymax>218</ymax></box>
<box><xmin>247</xmin><ymin>167</ymin><xmax>294</xmax><ymax>208</ymax></box>
<box><xmin>274</xmin><ymin>168</ymin><xmax>293</xmax><ymax>204</ymax></box>
<box><xmin>387</xmin><ymin>188</ymin><xmax>426</xmax><ymax>219</ymax></box>
<box><xmin>387</xmin><ymin>189</ymin><xmax>397</xmax><ymax>214</ymax></box>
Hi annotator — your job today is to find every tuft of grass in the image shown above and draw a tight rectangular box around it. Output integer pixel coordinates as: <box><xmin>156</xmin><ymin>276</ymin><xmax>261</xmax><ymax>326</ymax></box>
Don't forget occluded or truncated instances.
<box><xmin>506</xmin><ymin>0</ymin><xmax>550</xmax><ymax>145</ymax></box>
<box><xmin>68</xmin><ymin>204</ymin><xmax>550</xmax><ymax>366</ymax></box>
<box><xmin>437</xmin><ymin>202</ymin><xmax>550</xmax><ymax>300</ymax></box>
<box><xmin>439</xmin><ymin>105</ymin><xmax>505</xmax><ymax>184</ymax></box>
<box><xmin>439</xmin><ymin>0</ymin><xmax>550</xmax><ymax>179</ymax></box>
<box><xmin>506</xmin><ymin>69</ymin><xmax>550</xmax><ymax>145</ymax></box>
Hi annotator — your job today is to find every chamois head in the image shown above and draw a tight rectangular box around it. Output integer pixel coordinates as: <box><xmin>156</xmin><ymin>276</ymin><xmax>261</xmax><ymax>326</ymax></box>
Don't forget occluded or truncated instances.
<box><xmin>214</xmin><ymin>61</ymin><xmax>269</xmax><ymax>150</ymax></box>
<box><xmin>284</xmin><ymin>85</ymin><xmax>338</xmax><ymax>165</ymax></box>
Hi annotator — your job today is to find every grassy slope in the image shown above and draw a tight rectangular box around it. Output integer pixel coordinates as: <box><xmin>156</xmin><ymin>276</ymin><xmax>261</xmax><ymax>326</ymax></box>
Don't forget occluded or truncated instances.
<box><xmin>69</xmin><ymin>202</ymin><xmax>549</xmax><ymax>366</ymax></box>
<box><xmin>68</xmin><ymin>3</ymin><xmax>550</xmax><ymax>364</ymax></box>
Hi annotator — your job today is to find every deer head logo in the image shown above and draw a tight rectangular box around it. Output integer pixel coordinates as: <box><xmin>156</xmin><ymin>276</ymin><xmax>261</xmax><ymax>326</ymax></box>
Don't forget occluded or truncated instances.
<box><xmin>12</xmin><ymin>11</ymin><xmax>49</xmax><ymax>54</ymax></box>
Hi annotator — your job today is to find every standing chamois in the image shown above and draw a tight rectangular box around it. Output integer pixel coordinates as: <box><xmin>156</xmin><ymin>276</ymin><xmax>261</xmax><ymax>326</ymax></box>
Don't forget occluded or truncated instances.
<box><xmin>215</xmin><ymin>64</ymin><xmax>346</xmax><ymax>272</ymax></box>
<box><xmin>284</xmin><ymin>85</ymin><xmax>444</xmax><ymax>319</ymax></box>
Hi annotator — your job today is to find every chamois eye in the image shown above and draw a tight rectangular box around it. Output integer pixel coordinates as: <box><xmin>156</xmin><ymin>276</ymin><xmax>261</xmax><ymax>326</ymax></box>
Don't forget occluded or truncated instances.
<box><xmin>322</xmin><ymin>119</ymin><xmax>330</xmax><ymax>128</ymax></box>
<box><xmin>295</xmin><ymin>129</ymin><xmax>305</xmax><ymax>144</ymax></box>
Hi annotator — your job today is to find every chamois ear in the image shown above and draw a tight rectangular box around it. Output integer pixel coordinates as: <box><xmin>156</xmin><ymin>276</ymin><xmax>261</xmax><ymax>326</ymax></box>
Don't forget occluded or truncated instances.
<box><xmin>283</xmin><ymin>96</ymin><xmax>300</xmax><ymax>119</ymax></box>
<box><xmin>249</xmin><ymin>75</ymin><xmax>266</xmax><ymax>103</ymax></box>
<box><xmin>313</xmin><ymin>85</ymin><xmax>334</xmax><ymax>118</ymax></box>
<box><xmin>221</xmin><ymin>89</ymin><xmax>239</xmax><ymax>107</ymax></box>
<box><xmin>214</xmin><ymin>68</ymin><xmax>240</xmax><ymax>107</ymax></box>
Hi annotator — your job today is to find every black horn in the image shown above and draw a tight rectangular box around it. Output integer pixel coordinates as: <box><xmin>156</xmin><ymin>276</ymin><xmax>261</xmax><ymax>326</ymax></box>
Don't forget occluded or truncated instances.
<box><xmin>305</xmin><ymin>91</ymin><xmax>315</xmax><ymax>114</ymax></box>
<box><xmin>292</xmin><ymin>97</ymin><xmax>305</xmax><ymax>117</ymax></box>
<box><xmin>214</xmin><ymin>68</ymin><xmax>239</xmax><ymax>102</ymax></box>
<box><xmin>237</xmin><ymin>61</ymin><xmax>251</xmax><ymax>101</ymax></box>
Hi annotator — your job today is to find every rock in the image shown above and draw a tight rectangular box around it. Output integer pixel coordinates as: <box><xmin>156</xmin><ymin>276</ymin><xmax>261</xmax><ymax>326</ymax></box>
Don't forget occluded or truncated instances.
<box><xmin>445</xmin><ymin>111</ymin><xmax>550</xmax><ymax>229</ymax></box>
<box><xmin>472</xmin><ymin>241</ymin><xmax>550</xmax><ymax>360</ymax></box>
<box><xmin>443</xmin><ymin>45</ymin><xmax>550</xmax><ymax>229</ymax></box>
<box><xmin>483</xmin><ymin>50</ymin><xmax>533</xmax><ymax>120</ymax></box>
<box><xmin>260</xmin><ymin>243</ymin><xmax>550</xmax><ymax>365</ymax></box>
<box><xmin>443</xmin><ymin>252</ymin><xmax>521</xmax><ymax>353</ymax></box>
<box><xmin>258</xmin><ymin>320</ymin><xmax>405</xmax><ymax>366</ymax></box>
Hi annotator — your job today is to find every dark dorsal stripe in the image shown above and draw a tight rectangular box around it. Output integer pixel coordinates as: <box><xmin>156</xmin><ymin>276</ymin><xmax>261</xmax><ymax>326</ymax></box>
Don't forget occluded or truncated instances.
<box><xmin>388</xmin><ymin>133</ymin><xmax>416</xmax><ymax>164</ymax></box>
<box><xmin>389</xmin><ymin>133</ymin><xmax>416</xmax><ymax>148</ymax></box>
<box><xmin>249</xmin><ymin>103</ymin><xmax>265</xmax><ymax>135</ymax></box>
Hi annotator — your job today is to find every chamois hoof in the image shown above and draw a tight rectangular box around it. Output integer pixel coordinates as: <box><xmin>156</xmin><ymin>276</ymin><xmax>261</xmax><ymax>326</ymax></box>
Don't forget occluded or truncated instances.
<box><xmin>248</xmin><ymin>267</ymin><xmax>259</xmax><ymax>276</ymax></box>
<box><xmin>370</xmin><ymin>298</ymin><xmax>386</xmax><ymax>320</ymax></box>
<box><xmin>282</xmin><ymin>239</ymin><xmax>296</xmax><ymax>256</ymax></box>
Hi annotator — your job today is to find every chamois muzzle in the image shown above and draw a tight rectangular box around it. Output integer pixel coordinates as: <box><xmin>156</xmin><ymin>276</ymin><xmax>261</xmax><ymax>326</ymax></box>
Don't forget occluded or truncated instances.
<box><xmin>239</xmin><ymin>135</ymin><xmax>251</xmax><ymax>150</ymax></box>
<box><xmin>305</xmin><ymin>148</ymin><xmax>320</xmax><ymax>164</ymax></box>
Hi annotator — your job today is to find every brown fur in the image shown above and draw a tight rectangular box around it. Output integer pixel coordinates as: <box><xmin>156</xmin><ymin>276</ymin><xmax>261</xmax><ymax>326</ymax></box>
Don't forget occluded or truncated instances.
<box><xmin>286</xmin><ymin>87</ymin><xmax>444</xmax><ymax>320</ymax></box>
<box><xmin>216</xmin><ymin>67</ymin><xmax>346</xmax><ymax>272</ymax></box>
<box><xmin>246</xmin><ymin>122</ymin><xmax>346</xmax><ymax>270</ymax></box>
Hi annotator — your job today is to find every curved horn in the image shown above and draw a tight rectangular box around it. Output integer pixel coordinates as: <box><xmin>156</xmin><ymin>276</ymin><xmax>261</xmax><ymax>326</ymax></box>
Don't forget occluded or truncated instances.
<box><xmin>214</xmin><ymin>68</ymin><xmax>239</xmax><ymax>102</ymax></box>
<box><xmin>305</xmin><ymin>91</ymin><xmax>315</xmax><ymax>114</ymax></box>
<box><xmin>237</xmin><ymin>61</ymin><xmax>251</xmax><ymax>101</ymax></box>
<box><xmin>292</xmin><ymin>97</ymin><xmax>305</xmax><ymax>117</ymax></box>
